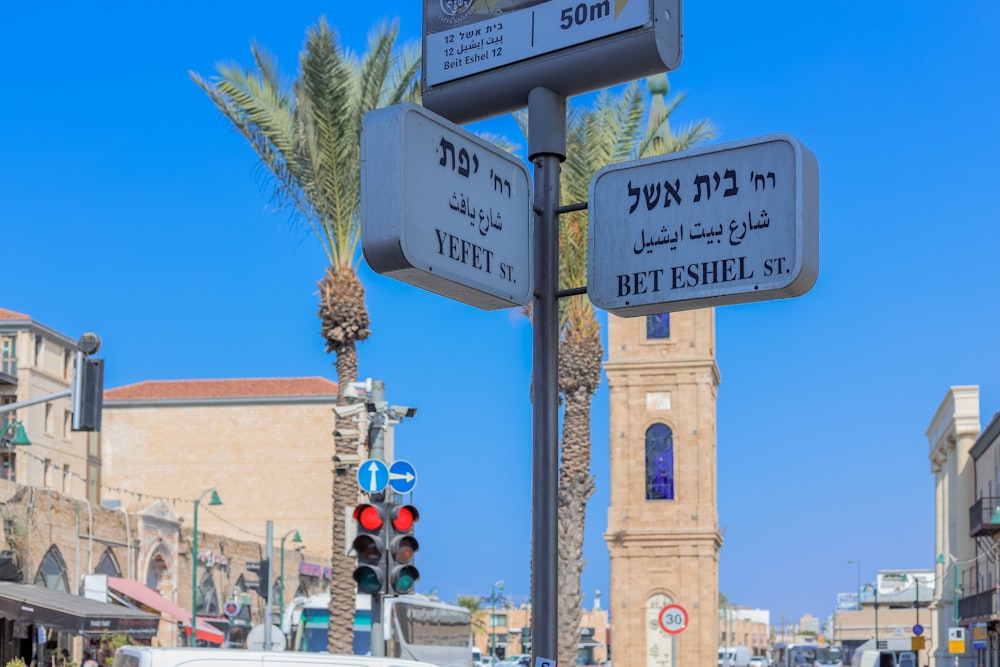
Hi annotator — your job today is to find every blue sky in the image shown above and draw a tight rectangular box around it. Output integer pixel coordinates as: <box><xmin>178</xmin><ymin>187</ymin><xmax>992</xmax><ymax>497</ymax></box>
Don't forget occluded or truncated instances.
<box><xmin>4</xmin><ymin>0</ymin><xmax>998</xmax><ymax>626</ymax></box>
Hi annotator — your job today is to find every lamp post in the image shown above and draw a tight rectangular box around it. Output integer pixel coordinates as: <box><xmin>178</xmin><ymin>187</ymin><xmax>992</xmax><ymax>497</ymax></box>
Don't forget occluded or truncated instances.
<box><xmin>848</xmin><ymin>560</ymin><xmax>861</xmax><ymax>611</ymax></box>
<box><xmin>190</xmin><ymin>488</ymin><xmax>222</xmax><ymax>647</ymax></box>
<box><xmin>279</xmin><ymin>529</ymin><xmax>302</xmax><ymax>614</ymax></box>
<box><xmin>489</xmin><ymin>580</ymin><xmax>504</xmax><ymax>658</ymax></box>
<box><xmin>862</xmin><ymin>583</ymin><xmax>880</xmax><ymax>644</ymax></box>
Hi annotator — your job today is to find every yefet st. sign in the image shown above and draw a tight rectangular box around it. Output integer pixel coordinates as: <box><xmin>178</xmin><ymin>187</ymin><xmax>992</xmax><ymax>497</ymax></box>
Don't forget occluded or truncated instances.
<box><xmin>588</xmin><ymin>133</ymin><xmax>819</xmax><ymax>315</ymax></box>
<box><xmin>362</xmin><ymin>103</ymin><xmax>533</xmax><ymax>309</ymax></box>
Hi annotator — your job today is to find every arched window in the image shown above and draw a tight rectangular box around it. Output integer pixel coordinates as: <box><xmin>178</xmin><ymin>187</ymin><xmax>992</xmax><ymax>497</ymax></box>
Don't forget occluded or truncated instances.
<box><xmin>95</xmin><ymin>548</ymin><xmax>121</xmax><ymax>577</ymax></box>
<box><xmin>196</xmin><ymin>571</ymin><xmax>220</xmax><ymax>616</ymax></box>
<box><xmin>146</xmin><ymin>550</ymin><xmax>169</xmax><ymax>592</ymax></box>
<box><xmin>34</xmin><ymin>546</ymin><xmax>70</xmax><ymax>592</ymax></box>
<box><xmin>645</xmin><ymin>423</ymin><xmax>674</xmax><ymax>500</ymax></box>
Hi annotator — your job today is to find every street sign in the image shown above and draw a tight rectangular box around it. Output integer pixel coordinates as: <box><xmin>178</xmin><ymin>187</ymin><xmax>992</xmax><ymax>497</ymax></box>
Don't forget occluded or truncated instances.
<box><xmin>588</xmin><ymin>133</ymin><xmax>819</xmax><ymax>315</ymax></box>
<box><xmin>223</xmin><ymin>599</ymin><xmax>240</xmax><ymax>618</ymax></box>
<box><xmin>422</xmin><ymin>0</ymin><xmax>683</xmax><ymax>124</ymax></box>
<box><xmin>362</xmin><ymin>103</ymin><xmax>533</xmax><ymax>310</ymax></box>
<box><xmin>357</xmin><ymin>459</ymin><xmax>389</xmax><ymax>494</ymax></box>
<box><xmin>912</xmin><ymin>624</ymin><xmax>923</xmax><ymax>636</ymax></box>
<box><xmin>389</xmin><ymin>459</ymin><xmax>418</xmax><ymax>495</ymax></box>
<box><xmin>948</xmin><ymin>627</ymin><xmax>966</xmax><ymax>654</ymax></box>
<box><xmin>658</xmin><ymin>603</ymin><xmax>688</xmax><ymax>634</ymax></box>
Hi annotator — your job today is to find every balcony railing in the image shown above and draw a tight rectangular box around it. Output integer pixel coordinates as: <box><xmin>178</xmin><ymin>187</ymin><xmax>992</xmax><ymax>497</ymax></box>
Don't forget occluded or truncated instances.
<box><xmin>959</xmin><ymin>587</ymin><xmax>1000</xmax><ymax>622</ymax></box>
<box><xmin>970</xmin><ymin>497</ymin><xmax>1000</xmax><ymax>536</ymax></box>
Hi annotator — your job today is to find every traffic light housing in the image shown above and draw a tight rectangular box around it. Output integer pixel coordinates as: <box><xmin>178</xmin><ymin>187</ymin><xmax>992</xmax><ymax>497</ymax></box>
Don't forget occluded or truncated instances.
<box><xmin>387</xmin><ymin>504</ymin><xmax>419</xmax><ymax>594</ymax></box>
<box><xmin>72</xmin><ymin>357</ymin><xmax>104</xmax><ymax>431</ymax></box>
<box><xmin>352</xmin><ymin>502</ymin><xmax>387</xmax><ymax>594</ymax></box>
<box><xmin>246</xmin><ymin>559</ymin><xmax>270</xmax><ymax>596</ymax></box>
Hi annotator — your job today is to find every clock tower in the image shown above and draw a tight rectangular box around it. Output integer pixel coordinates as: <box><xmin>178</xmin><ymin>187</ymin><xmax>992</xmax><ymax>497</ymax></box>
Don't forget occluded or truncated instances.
<box><xmin>604</xmin><ymin>309</ymin><xmax>722</xmax><ymax>667</ymax></box>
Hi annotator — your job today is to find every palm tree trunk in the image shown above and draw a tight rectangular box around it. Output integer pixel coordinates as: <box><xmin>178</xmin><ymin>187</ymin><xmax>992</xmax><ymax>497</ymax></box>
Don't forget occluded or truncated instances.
<box><xmin>328</xmin><ymin>339</ymin><xmax>360</xmax><ymax>653</ymax></box>
<box><xmin>557</xmin><ymin>320</ymin><xmax>602</xmax><ymax>667</ymax></box>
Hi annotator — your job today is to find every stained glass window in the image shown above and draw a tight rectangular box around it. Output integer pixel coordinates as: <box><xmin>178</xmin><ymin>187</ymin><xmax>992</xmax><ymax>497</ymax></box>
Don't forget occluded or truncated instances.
<box><xmin>646</xmin><ymin>313</ymin><xmax>670</xmax><ymax>339</ymax></box>
<box><xmin>645</xmin><ymin>423</ymin><xmax>674</xmax><ymax>500</ymax></box>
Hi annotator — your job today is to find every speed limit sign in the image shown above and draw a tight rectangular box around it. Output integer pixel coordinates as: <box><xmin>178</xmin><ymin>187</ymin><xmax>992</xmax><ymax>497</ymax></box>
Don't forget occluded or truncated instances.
<box><xmin>658</xmin><ymin>604</ymin><xmax>689</xmax><ymax>634</ymax></box>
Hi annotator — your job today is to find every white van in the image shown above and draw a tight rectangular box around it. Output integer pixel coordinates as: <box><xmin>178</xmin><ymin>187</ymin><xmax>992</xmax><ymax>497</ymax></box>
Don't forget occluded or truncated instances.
<box><xmin>719</xmin><ymin>647</ymin><xmax>752</xmax><ymax>667</ymax></box>
<box><xmin>113</xmin><ymin>647</ymin><xmax>440</xmax><ymax>667</ymax></box>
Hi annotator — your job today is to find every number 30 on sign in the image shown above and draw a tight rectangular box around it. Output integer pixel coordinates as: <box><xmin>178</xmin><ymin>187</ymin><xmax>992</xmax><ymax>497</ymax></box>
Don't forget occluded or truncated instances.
<box><xmin>658</xmin><ymin>604</ymin><xmax>689</xmax><ymax>634</ymax></box>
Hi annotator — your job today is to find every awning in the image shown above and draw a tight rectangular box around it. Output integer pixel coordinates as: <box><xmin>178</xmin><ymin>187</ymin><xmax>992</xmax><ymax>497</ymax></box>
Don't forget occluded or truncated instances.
<box><xmin>0</xmin><ymin>581</ymin><xmax>159</xmax><ymax>638</ymax></box>
<box><xmin>107</xmin><ymin>577</ymin><xmax>224</xmax><ymax>644</ymax></box>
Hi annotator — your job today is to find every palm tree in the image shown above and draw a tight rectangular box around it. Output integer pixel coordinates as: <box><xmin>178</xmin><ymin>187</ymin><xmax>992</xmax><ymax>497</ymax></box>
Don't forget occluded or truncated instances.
<box><xmin>190</xmin><ymin>17</ymin><xmax>419</xmax><ymax>652</ymax></box>
<box><xmin>519</xmin><ymin>77</ymin><xmax>716</xmax><ymax>667</ymax></box>
<box><xmin>456</xmin><ymin>595</ymin><xmax>489</xmax><ymax>647</ymax></box>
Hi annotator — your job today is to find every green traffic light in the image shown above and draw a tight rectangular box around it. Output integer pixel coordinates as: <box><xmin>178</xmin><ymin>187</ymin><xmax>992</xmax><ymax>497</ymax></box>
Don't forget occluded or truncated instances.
<box><xmin>392</xmin><ymin>565</ymin><xmax>419</xmax><ymax>594</ymax></box>
<box><xmin>354</xmin><ymin>566</ymin><xmax>384</xmax><ymax>594</ymax></box>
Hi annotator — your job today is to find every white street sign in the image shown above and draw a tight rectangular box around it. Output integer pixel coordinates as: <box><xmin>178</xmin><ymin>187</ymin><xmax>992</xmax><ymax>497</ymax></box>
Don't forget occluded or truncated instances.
<box><xmin>362</xmin><ymin>103</ymin><xmax>533</xmax><ymax>309</ymax></box>
<box><xmin>588</xmin><ymin>133</ymin><xmax>819</xmax><ymax>315</ymax></box>
<box><xmin>422</xmin><ymin>0</ymin><xmax>682</xmax><ymax>124</ymax></box>
<box><xmin>424</xmin><ymin>0</ymin><xmax>652</xmax><ymax>87</ymax></box>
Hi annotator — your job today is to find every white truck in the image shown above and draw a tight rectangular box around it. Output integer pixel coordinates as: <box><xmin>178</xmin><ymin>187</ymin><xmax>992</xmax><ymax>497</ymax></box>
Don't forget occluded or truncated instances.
<box><xmin>719</xmin><ymin>646</ymin><xmax>752</xmax><ymax>667</ymax></box>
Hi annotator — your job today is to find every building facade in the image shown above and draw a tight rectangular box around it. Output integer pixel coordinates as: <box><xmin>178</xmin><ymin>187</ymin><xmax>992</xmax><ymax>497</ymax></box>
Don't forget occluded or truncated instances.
<box><xmin>604</xmin><ymin>310</ymin><xmax>722</xmax><ymax>667</ymax></box>
<box><xmin>479</xmin><ymin>602</ymin><xmax>609</xmax><ymax>665</ymax></box>
<box><xmin>927</xmin><ymin>386</ymin><xmax>982</xmax><ymax>667</ymax></box>
<box><xmin>0</xmin><ymin>308</ymin><xmax>335</xmax><ymax>663</ymax></box>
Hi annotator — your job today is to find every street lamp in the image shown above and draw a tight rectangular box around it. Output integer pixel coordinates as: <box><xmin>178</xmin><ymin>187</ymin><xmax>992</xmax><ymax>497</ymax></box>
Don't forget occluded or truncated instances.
<box><xmin>190</xmin><ymin>488</ymin><xmax>222</xmax><ymax>647</ymax></box>
<box><xmin>489</xmin><ymin>580</ymin><xmax>504</xmax><ymax>658</ymax></box>
<box><xmin>279</xmin><ymin>529</ymin><xmax>303</xmax><ymax>613</ymax></box>
<box><xmin>848</xmin><ymin>560</ymin><xmax>861</xmax><ymax>610</ymax></box>
<box><xmin>862</xmin><ymin>583</ymin><xmax>879</xmax><ymax>643</ymax></box>
<box><xmin>0</xmin><ymin>420</ymin><xmax>31</xmax><ymax>447</ymax></box>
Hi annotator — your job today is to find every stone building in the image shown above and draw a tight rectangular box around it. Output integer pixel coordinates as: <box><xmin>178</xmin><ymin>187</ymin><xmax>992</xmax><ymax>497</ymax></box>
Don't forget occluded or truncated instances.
<box><xmin>604</xmin><ymin>310</ymin><xmax>722</xmax><ymax>667</ymax></box>
<box><xmin>0</xmin><ymin>308</ymin><xmax>333</xmax><ymax>663</ymax></box>
<box><xmin>478</xmin><ymin>600</ymin><xmax>609</xmax><ymax>665</ymax></box>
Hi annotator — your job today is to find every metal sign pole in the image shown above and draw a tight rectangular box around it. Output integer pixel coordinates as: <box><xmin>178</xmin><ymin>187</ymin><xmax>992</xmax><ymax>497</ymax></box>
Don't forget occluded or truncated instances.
<box><xmin>528</xmin><ymin>86</ymin><xmax>566</xmax><ymax>666</ymax></box>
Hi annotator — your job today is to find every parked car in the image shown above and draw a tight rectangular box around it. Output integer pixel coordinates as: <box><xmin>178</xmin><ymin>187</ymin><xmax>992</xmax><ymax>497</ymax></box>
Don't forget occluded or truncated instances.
<box><xmin>750</xmin><ymin>658</ymin><xmax>768</xmax><ymax>667</ymax></box>
<box><xmin>503</xmin><ymin>655</ymin><xmax>531</xmax><ymax>667</ymax></box>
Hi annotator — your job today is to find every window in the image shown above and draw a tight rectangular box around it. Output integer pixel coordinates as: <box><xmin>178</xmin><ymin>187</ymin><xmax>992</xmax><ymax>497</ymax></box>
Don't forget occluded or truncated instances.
<box><xmin>645</xmin><ymin>423</ymin><xmax>674</xmax><ymax>500</ymax></box>
<box><xmin>63</xmin><ymin>348</ymin><xmax>73</xmax><ymax>380</ymax></box>
<box><xmin>646</xmin><ymin>313</ymin><xmax>670</xmax><ymax>339</ymax></box>
<box><xmin>45</xmin><ymin>404</ymin><xmax>53</xmax><ymax>434</ymax></box>
<box><xmin>196</xmin><ymin>571</ymin><xmax>221</xmax><ymax>615</ymax></box>
<box><xmin>62</xmin><ymin>464</ymin><xmax>70</xmax><ymax>493</ymax></box>
<box><xmin>96</xmin><ymin>549</ymin><xmax>121</xmax><ymax>577</ymax></box>
<box><xmin>34</xmin><ymin>335</ymin><xmax>44</xmax><ymax>367</ymax></box>
<box><xmin>63</xmin><ymin>410</ymin><xmax>71</xmax><ymax>439</ymax></box>
<box><xmin>34</xmin><ymin>546</ymin><xmax>70</xmax><ymax>591</ymax></box>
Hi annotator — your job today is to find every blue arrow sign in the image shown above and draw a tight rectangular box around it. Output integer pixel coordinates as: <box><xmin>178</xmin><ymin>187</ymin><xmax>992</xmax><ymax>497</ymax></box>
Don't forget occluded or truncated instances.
<box><xmin>357</xmin><ymin>459</ymin><xmax>389</xmax><ymax>494</ymax></box>
<box><xmin>389</xmin><ymin>459</ymin><xmax>418</xmax><ymax>495</ymax></box>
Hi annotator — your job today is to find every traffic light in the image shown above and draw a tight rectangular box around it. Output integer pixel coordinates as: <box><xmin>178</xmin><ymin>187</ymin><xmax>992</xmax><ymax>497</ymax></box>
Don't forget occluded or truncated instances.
<box><xmin>352</xmin><ymin>502</ymin><xmax>387</xmax><ymax>594</ymax></box>
<box><xmin>387</xmin><ymin>504</ymin><xmax>419</xmax><ymax>594</ymax></box>
<box><xmin>72</xmin><ymin>357</ymin><xmax>104</xmax><ymax>431</ymax></box>
<box><xmin>246</xmin><ymin>559</ymin><xmax>270</xmax><ymax>596</ymax></box>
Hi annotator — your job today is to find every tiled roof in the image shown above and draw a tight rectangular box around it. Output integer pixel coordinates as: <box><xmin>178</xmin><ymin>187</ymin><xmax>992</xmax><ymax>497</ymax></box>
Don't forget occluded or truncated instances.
<box><xmin>0</xmin><ymin>308</ymin><xmax>30</xmax><ymax>320</ymax></box>
<box><xmin>105</xmin><ymin>377</ymin><xmax>338</xmax><ymax>400</ymax></box>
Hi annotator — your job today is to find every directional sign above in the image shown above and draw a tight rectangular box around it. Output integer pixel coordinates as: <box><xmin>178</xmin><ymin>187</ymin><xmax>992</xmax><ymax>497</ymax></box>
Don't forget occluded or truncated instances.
<box><xmin>422</xmin><ymin>0</ymin><xmax>683</xmax><ymax>124</ymax></box>
<box><xmin>362</xmin><ymin>103</ymin><xmax>533</xmax><ymax>310</ymax></box>
<box><xmin>389</xmin><ymin>459</ymin><xmax>418</xmax><ymax>495</ymax></box>
<box><xmin>357</xmin><ymin>459</ymin><xmax>389</xmax><ymax>495</ymax></box>
<box><xmin>588</xmin><ymin>133</ymin><xmax>819</xmax><ymax>315</ymax></box>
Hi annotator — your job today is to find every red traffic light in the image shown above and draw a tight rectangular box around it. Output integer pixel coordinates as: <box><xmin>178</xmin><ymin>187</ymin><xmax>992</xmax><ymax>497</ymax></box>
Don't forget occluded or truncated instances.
<box><xmin>390</xmin><ymin>504</ymin><xmax>419</xmax><ymax>532</ymax></box>
<box><xmin>354</xmin><ymin>503</ymin><xmax>385</xmax><ymax>532</ymax></box>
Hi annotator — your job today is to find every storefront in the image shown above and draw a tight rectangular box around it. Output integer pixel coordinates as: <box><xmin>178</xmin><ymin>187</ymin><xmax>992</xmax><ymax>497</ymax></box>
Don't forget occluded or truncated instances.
<box><xmin>0</xmin><ymin>582</ymin><xmax>159</xmax><ymax>666</ymax></box>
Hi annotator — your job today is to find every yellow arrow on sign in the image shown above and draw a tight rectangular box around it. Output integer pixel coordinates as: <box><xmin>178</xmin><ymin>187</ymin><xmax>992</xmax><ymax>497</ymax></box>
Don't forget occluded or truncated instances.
<box><xmin>615</xmin><ymin>0</ymin><xmax>629</xmax><ymax>18</ymax></box>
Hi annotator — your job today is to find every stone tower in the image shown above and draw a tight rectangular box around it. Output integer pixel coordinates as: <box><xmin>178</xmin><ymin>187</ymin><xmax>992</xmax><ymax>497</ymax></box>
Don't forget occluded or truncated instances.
<box><xmin>603</xmin><ymin>309</ymin><xmax>722</xmax><ymax>667</ymax></box>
